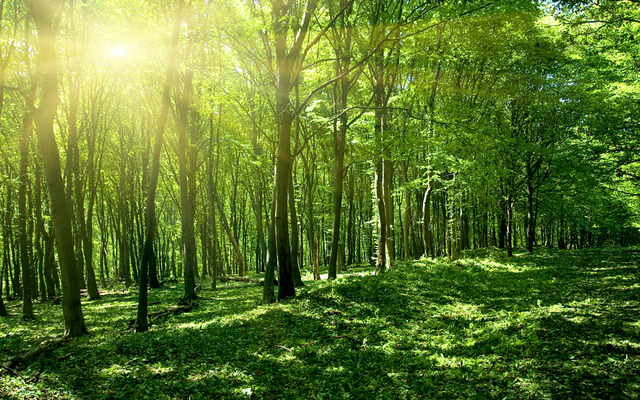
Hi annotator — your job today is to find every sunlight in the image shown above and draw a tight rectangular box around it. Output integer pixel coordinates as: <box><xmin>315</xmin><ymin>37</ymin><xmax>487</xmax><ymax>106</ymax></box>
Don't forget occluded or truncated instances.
<box><xmin>109</xmin><ymin>46</ymin><xmax>128</xmax><ymax>58</ymax></box>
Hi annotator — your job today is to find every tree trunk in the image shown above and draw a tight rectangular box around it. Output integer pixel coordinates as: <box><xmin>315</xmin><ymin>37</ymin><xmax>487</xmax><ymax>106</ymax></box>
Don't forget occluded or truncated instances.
<box><xmin>176</xmin><ymin>68</ymin><xmax>197</xmax><ymax>299</ymax></box>
<box><xmin>30</xmin><ymin>0</ymin><xmax>87</xmax><ymax>337</ymax></box>
<box><xmin>19</xmin><ymin>99</ymin><xmax>33</xmax><ymax>319</ymax></box>
<box><xmin>250</xmin><ymin>94</ymin><xmax>267</xmax><ymax>273</ymax></box>
<box><xmin>263</xmin><ymin>173</ymin><xmax>277</xmax><ymax>304</ymax></box>
<box><xmin>0</xmin><ymin>274</ymin><xmax>6</xmax><ymax>316</ymax></box>
<box><xmin>526</xmin><ymin>182</ymin><xmax>535</xmax><ymax>253</ymax></box>
<box><xmin>402</xmin><ymin>161</ymin><xmax>411</xmax><ymax>261</ymax></box>
<box><xmin>81</xmin><ymin>116</ymin><xmax>100</xmax><ymax>300</ymax></box>
<box><xmin>422</xmin><ymin>185</ymin><xmax>432</xmax><ymax>258</ymax></box>
<box><xmin>498</xmin><ymin>200</ymin><xmax>507</xmax><ymax>249</ymax></box>
<box><xmin>506</xmin><ymin>196</ymin><xmax>514</xmax><ymax>258</ymax></box>
<box><xmin>289</xmin><ymin>174</ymin><xmax>304</xmax><ymax>286</ymax></box>
<box><xmin>328</xmin><ymin>119</ymin><xmax>346</xmax><ymax>279</ymax></box>
<box><xmin>118</xmin><ymin>133</ymin><xmax>131</xmax><ymax>287</ymax></box>
<box><xmin>4</xmin><ymin>163</ymin><xmax>18</xmax><ymax>299</ymax></box>
<box><xmin>270</xmin><ymin>0</ymin><xmax>318</xmax><ymax>300</ymax></box>
<box><xmin>34</xmin><ymin>160</ymin><xmax>46</xmax><ymax>301</ymax></box>
<box><xmin>136</xmin><ymin>0</ymin><xmax>184</xmax><ymax>332</ymax></box>
<box><xmin>346</xmin><ymin>171</ymin><xmax>355</xmax><ymax>266</ymax></box>
<box><xmin>374</xmin><ymin>160</ymin><xmax>387</xmax><ymax>274</ymax></box>
<box><xmin>384</xmin><ymin>159</ymin><xmax>395</xmax><ymax>268</ymax></box>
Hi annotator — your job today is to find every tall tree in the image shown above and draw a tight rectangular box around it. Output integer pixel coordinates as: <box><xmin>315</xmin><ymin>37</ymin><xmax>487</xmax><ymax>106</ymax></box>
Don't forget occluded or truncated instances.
<box><xmin>136</xmin><ymin>0</ymin><xmax>184</xmax><ymax>332</ymax></box>
<box><xmin>29</xmin><ymin>0</ymin><xmax>87</xmax><ymax>337</ymax></box>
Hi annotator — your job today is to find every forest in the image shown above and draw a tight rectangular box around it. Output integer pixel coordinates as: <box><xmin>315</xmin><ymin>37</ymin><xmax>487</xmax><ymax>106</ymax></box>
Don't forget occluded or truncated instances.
<box><xmin>0</xmin><ymin>0</ymin><xmax>639</xmax><ymax>398</ymax></box>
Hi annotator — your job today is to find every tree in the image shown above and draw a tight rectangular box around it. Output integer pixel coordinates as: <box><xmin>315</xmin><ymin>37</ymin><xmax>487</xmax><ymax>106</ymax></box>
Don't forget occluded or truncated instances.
<box><xmin>136</xmin><ymin>0</ymin><xmax>185</xmax><ymax>332</ymax></box>
<box><xmin>29</xmin><ymin>0</ymin><xmax>87</xmax><ymax>337</ymax></box>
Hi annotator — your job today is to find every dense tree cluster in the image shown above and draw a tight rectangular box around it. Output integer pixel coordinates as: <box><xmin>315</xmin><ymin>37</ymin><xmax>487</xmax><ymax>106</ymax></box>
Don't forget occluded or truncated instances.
<box><xmin>0</xmin><ymin>0</ymin><xmax>637</xmax><ymax>335</ymax></box>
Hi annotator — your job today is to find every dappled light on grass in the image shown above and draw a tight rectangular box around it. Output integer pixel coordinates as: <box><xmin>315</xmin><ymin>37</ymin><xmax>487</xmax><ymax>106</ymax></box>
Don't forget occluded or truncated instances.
<box><xmin>1</xmin><ymin>248</ymin><xmax>639</xmax><ymax>399</ymax></box>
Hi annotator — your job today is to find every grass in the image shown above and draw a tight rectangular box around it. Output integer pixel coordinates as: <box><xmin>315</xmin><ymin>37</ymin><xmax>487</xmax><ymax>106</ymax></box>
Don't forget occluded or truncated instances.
<box><xmin>1</xmin><ymin>247</ymin><xmax>639</xmax><ymax>399</ymax></box>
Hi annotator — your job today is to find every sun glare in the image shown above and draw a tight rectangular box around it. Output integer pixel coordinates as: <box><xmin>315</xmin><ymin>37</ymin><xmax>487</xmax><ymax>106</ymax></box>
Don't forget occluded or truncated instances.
<box><xmin>109</xmin><ymin>46</ymin><xmax>128</xmax><ymax>58</ymax></box>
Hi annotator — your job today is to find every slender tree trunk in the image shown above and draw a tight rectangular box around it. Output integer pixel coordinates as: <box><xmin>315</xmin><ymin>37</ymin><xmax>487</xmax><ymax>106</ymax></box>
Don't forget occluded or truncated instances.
<box><xmin>0</xmin><ymin>272</ymin><xmax>6</xmax><ymax>316</ymax></box>
<box><xmin>375</xmin><ymin>160</ymin><xmax>387</xmax><ymax>274</ymax></box>
<box><xmin>19</xmin><ymin>102</ymin><xmax>33</xmax><ymax>319</ymax></box>
<box><xmin>249</xmin><ymin>94</ymin><xmax>267</xmax><ymax>273</ymax></box>
<box><xmin>207</xmin><ymin>110</ymin><xmax>219</xmax><ymax>289</ymax></box>
<box><xmin>402</xmin><ymin>161</ymin><xmax>411</xmax><ymax>261</ymax></box>
<box><xmin>328</xmin><ymin>121</ymin><xmax>346</xmax><ymax>279</ymax></box>
<box><xmin>526</xmin><ymin>182</ymin><xmax>535</xmax><ymax>253</ymax></box>
<box><xmin>384</xmin><ymin>159</ymin><xmax>395</xmax><ymax>268</ymax></box>
<box><xmin>449</xmin><ymin>196</ymin><xmax>457</xmax><ymax>261</ymax></box>
<box><xmin>30</xmin><ymin>0</ymin><xmax>87</xmax><ymax>337</ymax></box>
<box><xmin>506</xmin><ymin>196</ymin><xmax>514</xmax><ymax>257</ymax></box>
<box><xmin>118</xmin><ymin>133</ymin><xmax>131</xmax><ymax>287</ymax></box>
<box><xmin>498</xmin><ymin>198</ymin><xmax>507</xmax><ymax>249</ymax></box>
<box><xmin>81</xmin><ymin>121</ymin><xmax>100</xmax><ymax>299</ymax></box>
<box><xmin>346</xmin><ymin>171</ymin><xmax>355</xmax><ymax>266</ymax></box>
<box><xmin>422</xmin><ymin>185</ymin><xmax>432</xmax><ymax>258</ymax></box>
<box><xmin>289</xmin><ymin>174</ymin><xmax>304</xmax><ymax>286</ymax></box>
<box><xmin>4</xmin><ymin>163</ymin><xmax>18</xmax><ymax>299</ymax></box>
<box><xmin>327</xmin><ymin>3</ymin><xmax>352</xmax><ymax>277</ymax></box>
<box><xmin>263</xmin><ymin>171</ymin><xmax>277</xmax><ymax>303</ymax></box>
<box><xmin>304</xmin><ymin>153</ymin><xmax>319</xmax><ymax>280</ymax></box>
<box><xmin>136</xmin><ymin>0</ymin><xmax>184</xmax><ymax>332</ymax></box>
<box><xmin>270</xmin><ymin>0</ymin><xmax>318</xmax><ymax>300</ymax></box>
<box><xmin>176</xmin><ymin>68</ymin><xmax>197</xmax><ymax>299</ymax></box>
<box><xmin>34</xmin><ymin>160</ymin><xmax>46</xmax><ymax>301</ymax></box>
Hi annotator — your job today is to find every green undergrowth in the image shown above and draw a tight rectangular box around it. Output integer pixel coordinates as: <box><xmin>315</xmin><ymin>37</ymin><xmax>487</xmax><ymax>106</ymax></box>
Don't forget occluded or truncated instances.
<box><xmin>1</xmin><ymin>247</ymin><xmax>639</xmax><ymax>399</ymax></box>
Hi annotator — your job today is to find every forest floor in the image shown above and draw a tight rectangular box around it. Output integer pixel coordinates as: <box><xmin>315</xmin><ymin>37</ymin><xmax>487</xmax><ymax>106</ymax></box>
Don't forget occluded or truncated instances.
<box><xmin>1</xmin><ymin>247</ymin><xmax>639</xmax><ymax>399</ymax></box>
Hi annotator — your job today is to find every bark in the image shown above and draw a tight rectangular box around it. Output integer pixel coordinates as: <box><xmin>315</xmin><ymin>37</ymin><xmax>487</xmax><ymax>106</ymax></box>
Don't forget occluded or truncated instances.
<box><xmin>422</xmin><ymin>185</ymin><xmax>433</xmax><ymax>258</ymax></box>
<box><xmin>65</xmin><ymin>0</ymin><xmax>86</xmax><ymax>291</ymax></box>
<box><xmin>30</xmin><ymin>0</ymin><xmax>87</xmax><ymax>337</ymax></box>
<box><xmin>19</xmin><ymin>95</ymin><xmax>33</xmax><ymax>319</ymax></box>
<box><xmin>250</xmin><ymin>94</ymin><xmax>267</xmax><ymax>273</ymax></box>
<box><xmin>384</xmin><ymin>159</ymin><xmax>395</xmax><ymax>268</ymax></box>
<box><xmin>4</xmin><ymin>164</ymin><xmax>18</xmax><ymax>298</ymax></box>
<box><xmin>0</xmin><ymin>277</ymin><xmax>6</xmax><ymax>316</ymax></box>
<box><xmin>207</xmin><ymin>112</ymin><xmax>219</xmax><ymax>290</ymax></box>
<box><xmin>263</xmin><ymin>171</ymin><xmax>277</xmax><ymax>304</ymax></box>
<box><xmin>460</xmin><ymin>206</ymin><xmax>469</xmax><ymax>251</ymax></box>
<box><xmin>526</xmin><ymin>181</ymin><xmax>535</xmax><ymax>253</ymax></box>
<box><xmin>374</xmin><ymin>160</ymin><xmax>387</xmax><ymax>274</ymax></box>
<box><xmin>506</xmin><ymin>196</ymin><xmax>514</xmax><ymax>258</ymax></box>
<box><xmin>346</xmin><ymin>172</ymin><xmax>355</xmax><ymax>266</ymax></box>
<box><xmin>449</xmin><ymin>196</ymin><xmax>457</xmax><ymax>261</ymax></box>
<box><xmin>81</xmin><ymin>111</ymin><xmax>100</xmax><ymax>300</ymax></box>
<box><xmin>289</xmin><ymin>174</ymin><xmax>304</xmax><ymax>286</ymax></box>
<box><xmin>327</xmin><ymin>0</ymin><xmax>352</xmax><ymax>278</ymax></box>
<box><xmin>271</xmin><ymin>0</ymin><xmax>318</xmax><ymax>301</ymax></box>
<box><xmin>136</xmin><ymin>0</ymin><xmax>184</xmax><ymax>332</ymax></box>
<box><xmin>303</xmin><ymin>148</ymin><xmax>319</xmax><ymax>280</ymax></box>
<box><xmin>118</xmin><ymin>133</ymin><xmax>131</xmax><ymax>287</ymax></box>
<box><xmin>142</xmin><ymin>128</ymin><xmax>160</xmax><ymax>289</ymax></box>
<box><xmin>176</xmin><ymin>68</ymin><xmax>197</xmax><ymax>299</ymax></box>
<box><xmin>402</xmin><ymin>161</ymin><xmax>411</xmax><ymax>261</ymax></box>
<box><xmin>372</xmin><ymin>43</ymin><xmax>391</xmax><ymax>273</ymax></box>
<box><xmin>498</xmin><ymin>199</ymin><xmax>507</xmax><ymax>249</ymax></box>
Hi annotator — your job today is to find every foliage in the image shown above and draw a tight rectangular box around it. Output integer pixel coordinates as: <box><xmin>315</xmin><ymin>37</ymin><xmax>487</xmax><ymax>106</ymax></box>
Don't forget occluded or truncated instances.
<box><xmin>1</xmin><ymin>248</ymin><xmax>639</xmax><ymax>399</ymax></box>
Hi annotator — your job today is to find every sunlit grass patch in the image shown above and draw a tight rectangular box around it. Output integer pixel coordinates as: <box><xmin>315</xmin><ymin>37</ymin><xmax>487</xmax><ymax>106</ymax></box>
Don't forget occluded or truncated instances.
<box><xmin>2</xmin><ymin>248</ymin><xmax>640</xmax><ymax>399</ymax></box>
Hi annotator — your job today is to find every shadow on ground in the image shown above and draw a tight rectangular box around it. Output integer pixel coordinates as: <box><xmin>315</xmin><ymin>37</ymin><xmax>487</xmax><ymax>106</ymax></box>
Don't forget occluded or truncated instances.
<box><xmin>1</xmin><ymin>247</ymin><xmax>639</xmax><ymax>399</ymax></box>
